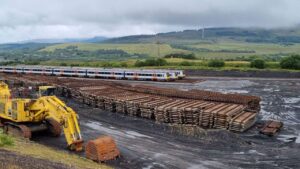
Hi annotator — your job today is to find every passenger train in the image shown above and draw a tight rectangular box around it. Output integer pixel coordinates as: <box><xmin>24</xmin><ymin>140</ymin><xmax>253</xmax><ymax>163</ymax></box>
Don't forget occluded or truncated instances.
<box><xmin>0</xmin><ymin>66</ymin><xmax>185</xmax><ymax>81</ymax></box>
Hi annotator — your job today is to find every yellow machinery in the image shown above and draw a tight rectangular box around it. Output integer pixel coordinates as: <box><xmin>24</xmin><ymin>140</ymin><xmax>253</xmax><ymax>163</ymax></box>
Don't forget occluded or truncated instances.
<box><xmin>38</xmin><ymin>86</ymin><xmax>56</xmax><ymax>97</ymax></box>
<box><xmin>0</xmin><ymin>81</ymin><xmax>83</xmax><ymax>151</ymax></box>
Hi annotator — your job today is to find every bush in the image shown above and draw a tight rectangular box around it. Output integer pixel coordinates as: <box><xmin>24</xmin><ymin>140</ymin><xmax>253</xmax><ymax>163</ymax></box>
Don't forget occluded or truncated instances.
<box><xmin>101</xmin><ymin>62</ymin><xmax>113</xmax><ymax>67</ymax></box>
<box><xmin>179</xmin><ymin>61</ymin><xmax>193</xmax><ymax>66</ymax></box>
<box><xmin>250</xmin><ymin>59</ymin><xmax>266</xmax><ymax>69</ymax></box>
<box><xmin>280</xmin><ymin>55</ymin><xmax>300</xmax><ymax>70</ymax></box>
<box><xmin>164</xmin><ymin>53</ymin><xmax>196</xmax><ymax>59</ymax></box>
<box><xmin>144</xmin><ymin>59</ymin><xmax>157</xmax><ymax>66</ymax></box>
<box><xmin>0</xmin><ymin>131</ymin><xmax>14</xmax><ymax>147</ymax></box>
<box><xmin>70</xmin><ymin>64</ymin><xmax>80</xmax><ymax>67</ymax></box>
<box><xmin>135</xmin><ymin>58</ymin><xmax>168</xmax><ymax>67</ymax></box>
<box><xmin>120</xmin><ymin>62</ymin><xmax>128</xmax><ymax>67</ymax></box>
<box><xmin>24</xmin><ymin>60</ymin><xmax>40</xmax><ymax>65</ymax></box>
<box><xmin>59</xmin><ymin>62</ymin><xmax>67</xmax><ymax>66</ymax></box>
<box><xmin>156</xmin><ymin>58</ymin><xmax>167</xmax><ymax>66</ymax></box>
<box><xmin>208</xmin><ymin>60</ymin><xmax>225</xmax><ymax>67</ymax></box>
<box><xmin>134</xmin><ymin>60</ymin><xmax>145</xmax><ymax>67</ymax></box>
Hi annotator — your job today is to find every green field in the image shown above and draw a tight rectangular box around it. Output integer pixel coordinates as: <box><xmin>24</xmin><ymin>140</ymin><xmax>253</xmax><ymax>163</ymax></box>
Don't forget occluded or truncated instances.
<box><xmin>41</xmin><ymin>41</ymin><xmax>300</xmax><ymax>60</ymax></box>
<box><xmin>2</xmin><ymin>27</ymin><xmax>300</xmax><ymax>72</ymax></box>
<box><xmin>41</xmin><ymin>43</ymin><xmax>188</xmax><ymax>57</ymax></box>
<box><xmin>187</xmin><ymin>42</ymin><xmax>300</xmax><ymax>59</ymax></box>
<box><xmin>36</xmin><ymin>41</ymin><xmax>300</xmax><ymax>71</ymax></box>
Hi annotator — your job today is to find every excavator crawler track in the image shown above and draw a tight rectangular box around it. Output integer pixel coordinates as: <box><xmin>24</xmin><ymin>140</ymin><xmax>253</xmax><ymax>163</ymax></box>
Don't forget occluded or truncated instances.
<box><xmin>46</xmin><ymin>118</ymin><xmax>62</xmax><ymax>137</ymax></box>
<box><xmin>4</xmin><ymin>123</ymin><xmax>32</xmax><ymax>139</ymax></box>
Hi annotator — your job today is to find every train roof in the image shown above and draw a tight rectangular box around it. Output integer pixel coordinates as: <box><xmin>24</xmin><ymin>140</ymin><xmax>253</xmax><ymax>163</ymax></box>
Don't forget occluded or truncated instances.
<box><xmin>0</xmin><ymin>65</ymin><xmax>184</xmax><ymax>73</ymax></box>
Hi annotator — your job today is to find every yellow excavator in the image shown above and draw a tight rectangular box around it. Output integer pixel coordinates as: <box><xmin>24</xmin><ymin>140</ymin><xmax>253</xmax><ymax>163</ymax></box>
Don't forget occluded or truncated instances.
<box><xmin>0</xmin><ymin>81</ymin><xmax>83</xmax><ymax>151</ymax></box>
<box><xmin>0</xmin><ymin>81</ymin><xmax>120</xmax><ymax>161</ymax></box>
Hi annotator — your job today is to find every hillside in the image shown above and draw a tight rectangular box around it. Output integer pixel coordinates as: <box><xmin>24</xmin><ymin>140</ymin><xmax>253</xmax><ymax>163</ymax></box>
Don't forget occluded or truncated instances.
<box><xmin>39</xmin><ymin>41</ymin><xmax>300</xmax><ymax>60</ymax></box>
<box><xmin>104</xmin><ymin>27</ymin><xmax>300</xmax><ymax>44</ymax></box>
<box><xmin>40</xmin><ymin>43</ymin><xmax>187</xmax><ymax>57</ymax></box>
<box><xmin>1</xmin><ymin>27</ymin><xmax>300</xmax><ymax>63</ymax></box>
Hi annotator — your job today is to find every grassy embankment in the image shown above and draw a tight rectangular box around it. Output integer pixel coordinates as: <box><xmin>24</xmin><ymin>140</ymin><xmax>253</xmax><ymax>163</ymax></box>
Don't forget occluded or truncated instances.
<box><xmin>0</xmin><ymin>131</ymin><xmax>110</xmax><ymax>169</ymax></box>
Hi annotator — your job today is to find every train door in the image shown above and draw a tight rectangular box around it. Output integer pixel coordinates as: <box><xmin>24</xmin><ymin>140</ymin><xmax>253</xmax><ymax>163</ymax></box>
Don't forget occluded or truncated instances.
<box><xmin>111</xmin><ymin>72</ymin><xmax>115</xmax><ymax>79</ymax></box>
<box><xmin>134</xmin><ymin>72</ymin><xmax>138</xmax><ymax>80</ymax></box>
<box><xmin>152</xmin><ymin>73</ymin><xmax>157</xmax><ymax>81</ymax></box>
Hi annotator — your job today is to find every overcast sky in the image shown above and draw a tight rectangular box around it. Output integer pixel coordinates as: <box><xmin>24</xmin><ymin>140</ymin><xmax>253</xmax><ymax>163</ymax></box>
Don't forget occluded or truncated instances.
<box><xmin>0</xmin><ymin>0</ymin><xmax>300</xmax><ymax>43</ymax></box>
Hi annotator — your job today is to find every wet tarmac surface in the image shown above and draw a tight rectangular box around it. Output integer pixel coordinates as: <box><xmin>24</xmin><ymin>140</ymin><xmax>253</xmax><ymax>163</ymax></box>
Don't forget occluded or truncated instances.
<box><xmin>33</xmin><ymin>77</ymin><xmax>300</xmax><ymax>169</ymax></box>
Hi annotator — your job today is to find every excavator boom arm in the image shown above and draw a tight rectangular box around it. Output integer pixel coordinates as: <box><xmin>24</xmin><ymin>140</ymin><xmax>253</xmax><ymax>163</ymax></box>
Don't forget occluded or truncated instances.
<box><xmin>30</xmin><ymin>96</ymin><xmax>83</xmax><ymax>151</ymax></box>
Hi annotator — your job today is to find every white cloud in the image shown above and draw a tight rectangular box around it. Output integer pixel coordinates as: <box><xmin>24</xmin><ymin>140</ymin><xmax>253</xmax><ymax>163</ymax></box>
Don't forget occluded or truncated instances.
<box><xmin>0</xmin><ymin>0</ymin><xmax>300</xmax><ymax>43</ymax></box>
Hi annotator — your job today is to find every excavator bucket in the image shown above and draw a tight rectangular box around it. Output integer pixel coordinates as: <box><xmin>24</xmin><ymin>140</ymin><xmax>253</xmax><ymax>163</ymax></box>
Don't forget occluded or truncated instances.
<box><xmin>69</xmin><ymin>140</ymin><xmax>84</xmax><ymax>152</ymax></box>
<box><xmin>85</xmin><ymin>136</ymin><xmax>120</xmax><ymax>162</ymax></box>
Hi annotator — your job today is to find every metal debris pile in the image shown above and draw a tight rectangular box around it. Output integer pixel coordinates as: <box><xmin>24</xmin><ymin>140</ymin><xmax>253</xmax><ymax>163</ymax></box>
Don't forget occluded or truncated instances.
<box><xmin>85</xmin><ymin>136</ymin><xmax>120</xmax><ymax>162</ymax></box>
<box><xmin>260</xmin><ymin>120</ymin><xmax>283</xmax><ymax>136</ymax></box>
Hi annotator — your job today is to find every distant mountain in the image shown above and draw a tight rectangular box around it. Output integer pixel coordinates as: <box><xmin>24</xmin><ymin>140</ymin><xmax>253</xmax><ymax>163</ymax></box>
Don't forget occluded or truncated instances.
<box><xmin>16</xmin><ymin>36</ymin><xmax>107</xmax><ymax>44</ymax></box>
<box><xmin>2</xmin><ymin>27</ymin><xmax>300</xmax><ymax>54</ymax></box>
<box><xmin>0</xmin><ymin>36</ymin><xmax>108</xmax><ymax>52</ymax></box>
<box><xmin>104</xmin><ymin>27</ymin><xmax>300</xmax><ymax>44</ymax></box>
<box><xmin>0</xmin><ymin>43</ymin><xmax>52</xmax><ymax>52</ymax></box>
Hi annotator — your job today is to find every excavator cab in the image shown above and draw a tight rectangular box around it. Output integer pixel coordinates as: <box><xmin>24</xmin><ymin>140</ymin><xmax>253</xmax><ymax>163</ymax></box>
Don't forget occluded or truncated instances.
<box><xmin>38</xmin><ymin>86</ymin><xmax>56</xmax><ymax>97</ymax></box>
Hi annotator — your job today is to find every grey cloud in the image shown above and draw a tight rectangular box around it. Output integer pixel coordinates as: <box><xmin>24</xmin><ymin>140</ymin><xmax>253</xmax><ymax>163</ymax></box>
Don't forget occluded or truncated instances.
<box><xmin>0</xmin><ymin>0</ymin><xmax>300</xmax><ymax>43</ymax></box>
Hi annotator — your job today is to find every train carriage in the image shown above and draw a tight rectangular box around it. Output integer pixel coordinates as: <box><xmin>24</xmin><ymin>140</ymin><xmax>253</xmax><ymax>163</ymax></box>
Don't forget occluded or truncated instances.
<box><xmin>0</xmin><ymin>66</ymin><xmax>185</xmax><ymax>82</ymax></box>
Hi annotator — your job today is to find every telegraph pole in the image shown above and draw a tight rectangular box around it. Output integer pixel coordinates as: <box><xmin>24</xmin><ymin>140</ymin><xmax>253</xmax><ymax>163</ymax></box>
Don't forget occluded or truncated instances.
<box><xmin>156</xmin><ymin>34</ymin><xmax>160</xmax><ymax>58</ymax></box>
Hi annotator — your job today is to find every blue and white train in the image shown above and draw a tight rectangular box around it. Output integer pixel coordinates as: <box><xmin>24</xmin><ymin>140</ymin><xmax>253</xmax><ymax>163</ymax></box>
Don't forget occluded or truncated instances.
<box><xmin>0</xmin><ymin>66</ymin><xmax>185</xmax><ymax>81</ymax></box>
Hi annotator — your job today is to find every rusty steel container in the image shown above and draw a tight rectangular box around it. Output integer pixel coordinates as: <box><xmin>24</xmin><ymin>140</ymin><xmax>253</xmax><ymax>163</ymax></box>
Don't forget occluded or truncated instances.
<box><xmin>85</xmin><ymin>136</ymin><xmax>120</xmax><ymax>162</ymax></box>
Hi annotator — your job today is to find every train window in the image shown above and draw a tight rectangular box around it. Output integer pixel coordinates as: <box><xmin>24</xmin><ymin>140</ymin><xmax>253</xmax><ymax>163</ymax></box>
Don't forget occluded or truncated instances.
<box><xmin>99</xmin><ymin>72</ymin><xmax>107</xmax><ymax>74</ymax></box>
<box><xmin>139</xmin><ymin>74</ymin><xmax>151</xmax><ymax>76</ymax></box>
<box><xmin>88</xmin><ymin>72</ymin><xmax>95</xmax><ymax>74</ymax></box>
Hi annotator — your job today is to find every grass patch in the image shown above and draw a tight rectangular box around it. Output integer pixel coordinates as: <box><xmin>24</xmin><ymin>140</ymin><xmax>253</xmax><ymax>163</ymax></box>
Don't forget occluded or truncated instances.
<box><xmin>39</xmin><ymin>58</ymin><xmax>300</xmax><ymax>72</ymax></box>
<box><xmin>0</xmin><ymin>131</ymin><xmax>14</xmax><ymax>147</ymax></box>
<box><xmin>2</xmin><ymin>139</ymin><xmax>110</xmax><ymax>169</ymax></box>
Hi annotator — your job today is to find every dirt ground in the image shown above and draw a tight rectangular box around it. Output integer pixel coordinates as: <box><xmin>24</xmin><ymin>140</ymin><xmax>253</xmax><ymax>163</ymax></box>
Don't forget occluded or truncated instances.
<box><xmin>0</xmin><ymin>149</ymin><xmax>72</xmax><ymax>169</ymax></box>
<box><xmin>29</xmin><ymin>77</ymin><xmax>300</xmax><ymax>169</ymax></box>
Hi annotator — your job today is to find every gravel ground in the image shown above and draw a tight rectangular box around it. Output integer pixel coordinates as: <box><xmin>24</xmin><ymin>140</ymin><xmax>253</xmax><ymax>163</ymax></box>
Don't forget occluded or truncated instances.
<box><xmin>30</xmin><ymin>77</ymin><xmax>300</xmax><ymax>169</ymax></box>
